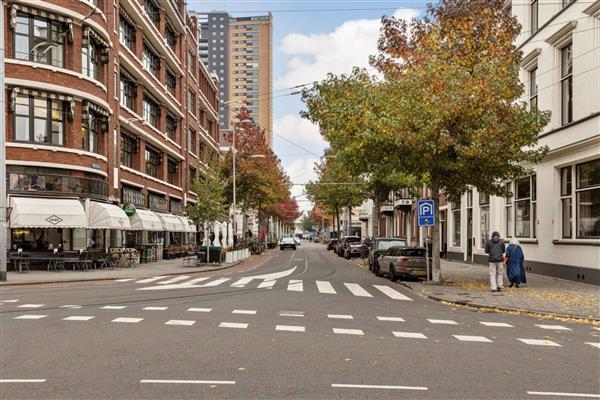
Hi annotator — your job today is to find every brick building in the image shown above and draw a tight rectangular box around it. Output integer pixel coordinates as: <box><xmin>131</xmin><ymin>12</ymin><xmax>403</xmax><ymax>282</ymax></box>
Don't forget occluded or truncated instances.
<box><xmin>2</xmin><ymin>0</ymin><xmax>220</xmax><ymax>256</ymax></box>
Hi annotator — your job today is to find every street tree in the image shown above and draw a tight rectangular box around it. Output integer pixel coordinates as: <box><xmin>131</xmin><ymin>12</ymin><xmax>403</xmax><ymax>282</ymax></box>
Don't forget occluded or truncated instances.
<box><xmin>302</xmin><ymin>0</ymin><xmax>550</xmax><ymax>282</ymax></box>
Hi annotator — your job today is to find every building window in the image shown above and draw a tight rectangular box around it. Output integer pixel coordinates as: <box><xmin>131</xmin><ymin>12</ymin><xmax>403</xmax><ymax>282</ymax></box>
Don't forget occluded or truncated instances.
<box><xmin>479</xmin><ymin>193</ymin><xmax>490</xmax><ymax>248</ymax></box>
<box><xmin>145</xmin><ymin>147</ymin><xmax>161</xmax><ymax>178</ymax></box>
<box><xmin>166</xmin><ymin>70</ymin><xmax>177</xmax><ymax>96</ymax></box>
<box><xmin>530</xmin><ymin>0</ymin><xmax>538</xmax><ymax>34</ymax></box>
<box><xmin>119</xmin><ymin>73</ymin><xmax>135</xmax><ymax>109</ymax></box>
<box><xmin>121</xmin><ymin>132</ymin><xmax>137</xmax><ymax>168</ymax></box>
<box><xmin>142</xmin><ymin>43</ymin><xmax>160</xmax><ymax>77</ymax></box>
<box><xmin>505</xmin><ymin>182</ymin><xmax>513</xmax><ymax>238</ymax></box>
<box><xmin>514</xmin><ymin>176</ymin><xmax>536</xmax><ymax>238</ymax></box>
<box><xmin>165</xmin><ymin>24</ymin><xmax>177</xmax><ymax>50</ymax></box>
<box><xmin>166</xmin><ymin>114</ymin><xmax>177</xmax><ymax>141</ymax></box>
<box><xmin>188</xmin><ymin>90</ymin><xmax>196</xmax><ymax>114</ymax></box>
<box><xmin>189</xmin><ymin>167</ymin><xmax>196</xmax><ymax>189</ymax></box>
<box><xmin>452</xmin><ymin>201</ymin><xmax>461</xmax><ymax>247</ymax></box>
<box><xmin>187</xmin><ymin>50</ymin><xmax>195</xmax><ymax>73</ymax></box>
<box><xmin>143</xmin><ymin>96</ymin><xmax>160</xmax><ymax>128</ymax></box>
<box><xmin>82</xmin><ymin>114</ymin><xmax>100</xmax><ymax>153</ymax></box>
<box><xmin>576</xmin><ymin>159</ymin><xmax>600</xmax><ymax>238</ymax></box>
<box><xmin>119</xmin><ymin>13</ymin><xmax>136</xmax><ymax>50</ymax></box>
<box><xmin>122</xmin><ymin>185</ymin><xmax>145</xmax><ymax>207</ymax></box>
<box><xmin>199</xmin><ymin>140</ymin><xmax>206</xmax><ymax>162</ymax></box>
<box><xmin>14</xmin><ymin>13</ymin><xmax>65</xmax><ymax>68</ymax></box>
<box><xmin>144</xmin><ymin>0</ymin><xmax>160</xmax><ymax>24</ymax></box>
<box><xmin>167</xmin><ymin>158</ymin><xmax>179</xmax><ymax>185</ymax></box>
<box><xmin>529</xmin><ymin>67</ymin><xmax>537</xmax><ymax>111</ymax></box>
<box><xmin>561</xmin><ymin>166</ymin><xmax>573</xmax><ymax>238</ymax></box>
<box><xmin>561</xmin><ymin>43</ymin><xmax>573</xmax><ymax>125</ymax></box>
<box><xmin>82</xmin><ymin>39</ymin><xmax>100</xmax><ymax>80</ymax></box>
<box><xmin>14</xmin><ymin>95</ymin><xmax>64</xmax><ymax>145</ymax></box>
<box><xmin>188</xmin><ymin>128</ymin><xmax>196</xmax><ymax>154</ymax></box>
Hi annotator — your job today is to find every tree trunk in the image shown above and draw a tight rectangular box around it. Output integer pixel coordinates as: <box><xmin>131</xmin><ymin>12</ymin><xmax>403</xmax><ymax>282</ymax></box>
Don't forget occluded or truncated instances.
<box><xmin>206</xmin><ymin>223</ymin><xmax>211</xmax><ymax>264</ymax></box>
<box><xmin>335</xmin><ymin>205</ymin><xmax>341</xmax><ymax>239</ymax></box>
<box><xmin>373</xmin><ymin>195</ymin><xmax>380</xmax><ymax>237</ymax></box>
<box><xmin>431</xmin><ymin>175</ymin><xmax>442</xmax><ymax>283</ymax></box>
<box><xmin>348</xmin><ymin>205</ymin><xmax>352</xmax><ymax>236</ymax></box>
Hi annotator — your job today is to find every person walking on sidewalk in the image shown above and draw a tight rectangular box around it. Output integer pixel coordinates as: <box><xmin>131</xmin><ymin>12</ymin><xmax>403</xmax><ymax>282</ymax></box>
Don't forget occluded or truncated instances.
<box><xmin>485</xmin><ymin>231</ymin><xmax>505</xmax><ymax>292</ymax></box>
<box><xmin>505</xmin><ymin>237</ymin><xmax>527</xmax><ymax>288</ymax></box>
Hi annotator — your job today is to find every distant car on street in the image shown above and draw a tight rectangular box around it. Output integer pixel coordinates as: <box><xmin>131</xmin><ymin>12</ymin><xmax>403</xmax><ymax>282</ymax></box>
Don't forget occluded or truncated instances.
<box><xmin>279</xmin><ymin>237</ymin><xmax>297</xmax><ymax>251</ymax></box>
<box><xmin>335</xmin><ymin>236</ymin><xmax>360</xmax><ymax>257</ymax></box>
<box><xmin>366</xmin><ymin>238</ymin><xmax>408</xmax><ymax>271</ymax></box>
<box><xmin>375</xmin><ymin>246</ymin><xmax>432</xmax><ymax>281</ymax></box>
<box><xmin>327</xmin><ymin>238</ymin><xmax>339</xmax><ymax>251</ymax></box>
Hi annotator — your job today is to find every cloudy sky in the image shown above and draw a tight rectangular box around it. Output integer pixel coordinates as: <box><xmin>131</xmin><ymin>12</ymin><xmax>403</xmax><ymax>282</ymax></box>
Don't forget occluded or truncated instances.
<box><xmin>189</xmin><ymin>1</ymin><xmax>427</xmax><ymax>211</ymax></box>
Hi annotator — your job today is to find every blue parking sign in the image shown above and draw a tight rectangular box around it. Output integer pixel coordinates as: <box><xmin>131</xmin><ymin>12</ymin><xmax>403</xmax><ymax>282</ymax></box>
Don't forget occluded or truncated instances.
<box><xmin>417</xmin><ymin>199</ymin><xmax>435</xmax><ymax>227</ymax></box>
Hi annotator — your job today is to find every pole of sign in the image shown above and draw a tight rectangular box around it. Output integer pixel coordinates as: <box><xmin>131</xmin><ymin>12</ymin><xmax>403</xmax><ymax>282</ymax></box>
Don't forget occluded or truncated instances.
<box><xmin>0</xmin><ymin>1</ymin><xmax>8</xmax><ymax>281</ymax></box>
<box><xmin>425</xmin><ymin>228</ymin><xmax>430</xmax><ymax>283</ymax></box>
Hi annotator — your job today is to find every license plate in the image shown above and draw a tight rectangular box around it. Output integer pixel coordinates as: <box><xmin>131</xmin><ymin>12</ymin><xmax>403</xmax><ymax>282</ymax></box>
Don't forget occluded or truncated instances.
<box><xmin>412</xmin><ymin>270</ymin><xmax>427</xmax><ymax>276</ymax></box>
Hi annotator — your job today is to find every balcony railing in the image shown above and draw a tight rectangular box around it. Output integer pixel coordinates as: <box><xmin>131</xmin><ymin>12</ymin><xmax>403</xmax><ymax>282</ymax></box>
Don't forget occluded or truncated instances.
<box><xmin>8</xmin><ymin>173</ymin><xmax>108</xmax><ymax>199</ymax></box>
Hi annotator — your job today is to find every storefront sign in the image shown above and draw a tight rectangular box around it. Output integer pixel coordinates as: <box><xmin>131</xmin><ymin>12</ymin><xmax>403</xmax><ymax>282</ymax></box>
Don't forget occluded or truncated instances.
<box><xmin>380</xmin><ymin>205</ymin><xmax>394</xmax><ymax>213</ymax></box>
<box><xmin>123</xmin><ymin>203</ymin><xmax>136</xmax><ymax>216</ymax></box>
<box><xmin>394</xmin><ymin>199</ymin><xmax>412</xmax><ymax>207</ymax></box>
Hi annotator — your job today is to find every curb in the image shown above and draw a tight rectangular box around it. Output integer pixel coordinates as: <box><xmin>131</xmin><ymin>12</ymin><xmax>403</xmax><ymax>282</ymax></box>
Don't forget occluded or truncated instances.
<box><xmin>397</xmin><ymin>281</ymin><xmax>600</xmax><ymax>324</ymax></box>
<box><xmin>0</xmin><ymin>257</ymin><xmax>256</xmax><ymax>287</ymax></box>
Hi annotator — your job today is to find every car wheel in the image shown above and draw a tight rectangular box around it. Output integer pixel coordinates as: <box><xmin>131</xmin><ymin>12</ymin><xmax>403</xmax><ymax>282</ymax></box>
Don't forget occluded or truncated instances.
<box><xmin>280</xmin><ymin>247</ymin><xmax>283</xmax><ymax>251</ymax></box>
<box><xmin>389</xmin><ymin>265</ymin><xmax>397</xmax><ymax>282</ymax></box>
<box><xmin>373</xmin><ymin>262</ymin><xmax>381</xmax><ymax>277</ymax></box>
<box><xmin>293</xmin><ymin>246</ymin><xmax>296</xmax><ymax>250</ymax></box>
<box><xmin>368</xmin><ymin>261</ymin><xmax>373</xmax><ymax>271</ymax></box>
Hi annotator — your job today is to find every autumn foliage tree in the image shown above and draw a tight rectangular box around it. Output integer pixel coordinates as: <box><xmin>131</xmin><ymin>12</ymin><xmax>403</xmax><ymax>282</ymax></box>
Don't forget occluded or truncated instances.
<box><xmin>302</xmin><ymin>0</ymin><xmax>550</xmax><ymax>282</ymax></box>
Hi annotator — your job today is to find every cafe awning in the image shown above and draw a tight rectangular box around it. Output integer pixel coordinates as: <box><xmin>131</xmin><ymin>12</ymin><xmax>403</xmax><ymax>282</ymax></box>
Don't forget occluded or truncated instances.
<box><xmin>157</xmin><ymin>213</ymin><xmax>187</xmax><ymax>232</ymax></box>
<box><xmin>88</xmin><ymin>202</ymin><xmax>131</xmax><ymax>230</ymax></box>
<box><xmin>128</xmin><ymin>209</ymin><xmax>162</xmax><ymax>231</ymax></box>
<box><xmin>178</xmin><ymin>216</ymin><xmax>197</xmax><ymax>233</ymax></box>
<box><xmin>9</xmin><ymin>197</ymin><xmax>86</xmax><ymax>228</ymax></box>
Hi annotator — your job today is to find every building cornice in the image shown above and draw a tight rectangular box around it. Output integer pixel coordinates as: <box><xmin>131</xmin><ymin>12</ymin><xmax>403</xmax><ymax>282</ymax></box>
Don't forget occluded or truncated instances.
<box><xmin>583</xmin><ymin>0</ymin><xmax>600</xmax><ymax>19</ymax></box>
<box><xmin>545</xmin><ymin>21</ymin><xmax>577</xmax><ymax>47</ymax></box>
<box><xmin>7</xmin><ymin>159</ymin><xmax>108</xmax><ymax>177</ymax></box>
<box><xmin>7</xmin><ymin>142</ymin><xmax>108</xmax><ymax>162</ymax></box>
<box><xmin>517</xmin><ymin>0</ymin><xmax>578</xmax><ymax>50</ymax></box>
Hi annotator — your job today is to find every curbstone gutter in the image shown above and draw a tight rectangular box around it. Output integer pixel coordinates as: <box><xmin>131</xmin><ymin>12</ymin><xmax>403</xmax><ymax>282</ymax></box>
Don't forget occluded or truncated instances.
<box><xmin>397</xmin><ymin>281</ymin><xmax>600</xmax><ymax>324</ymax></box>
<box><xmin>0</xmin><ymin>253</ymin><xmax>268</xmax><ymax>287</ymax></box>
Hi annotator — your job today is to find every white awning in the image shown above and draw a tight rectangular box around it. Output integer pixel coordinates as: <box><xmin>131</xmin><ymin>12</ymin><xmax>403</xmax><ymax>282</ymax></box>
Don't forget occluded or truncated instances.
<box><xmin>157</xmin><ymin>213</ymin><xmax>187</xmax><ymax>232</ymax></box>
<box><xmin>9</xmin><ymin>197</ymin><xmax>86</xmax><ymax>228</ymax></box>
<box><xmin>88</xmin><ymin>202</ymin><xmax>131</xmax><ymax>230</ymax></box>
<box><xmin>129</xmin><ymin>209</ymin><xmax>162</xmax><ymax>231</ymax></box>
<box><xmin>178</xmin><ymin>216</ymin><xmax>196</xmax><ymax>233</ymax></box>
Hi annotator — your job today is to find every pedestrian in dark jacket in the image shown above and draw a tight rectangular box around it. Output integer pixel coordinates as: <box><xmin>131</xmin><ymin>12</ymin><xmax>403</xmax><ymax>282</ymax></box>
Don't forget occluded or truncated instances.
<box><xmin>505</xmin><ymin>237</ymin><xmax>527</xmax><ymax>288</ymax></box>
<box><xmin>485</xmin><ymin>231</ymin><xmax>505</xmax><ymax>292</ymax></box>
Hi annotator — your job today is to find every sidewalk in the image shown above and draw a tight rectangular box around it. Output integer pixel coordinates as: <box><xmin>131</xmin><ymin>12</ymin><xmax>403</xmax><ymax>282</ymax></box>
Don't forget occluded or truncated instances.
<box><xmin>399</xmin><ymin>260</ymin><xmax>600</xmax><ymax>321</ymax></box>
<box><xmin>0</xmin><ymin>252</ymin><xmax>271</xmax><ymax>286</ymax></box>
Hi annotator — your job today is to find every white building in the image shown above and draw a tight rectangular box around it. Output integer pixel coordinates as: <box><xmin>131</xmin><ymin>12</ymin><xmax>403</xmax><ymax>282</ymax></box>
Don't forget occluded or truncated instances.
<box><xmin>445</xmin><ymin>1</ymin><xmax>600</xmax><ymax>284</ymax></box>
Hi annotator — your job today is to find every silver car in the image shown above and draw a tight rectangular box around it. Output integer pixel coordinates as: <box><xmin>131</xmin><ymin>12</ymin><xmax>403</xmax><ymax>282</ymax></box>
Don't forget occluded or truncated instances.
<box><xmin>375</xmin><ymin>246</ymin><xmax>431</xmax><ymax>281</ymax></box>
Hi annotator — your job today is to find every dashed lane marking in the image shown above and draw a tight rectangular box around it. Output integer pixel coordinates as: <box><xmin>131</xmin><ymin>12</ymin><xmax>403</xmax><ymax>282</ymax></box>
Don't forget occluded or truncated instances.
<box><xmin>17</xmin><ymin>304</ymin><xmax>45</xmax><ymax>308</ymax></box>
<box><xmin>232</xmin><ymin>310</ymin><xmax>257</xmax><ymax>315</ymax></box>
<box><xmin>14</xmin><ymin>315</ymin><xmax>47</xmax><ymax>320</ymax></box>
<box><xmin>526</xmin><ymin>391</ymin><xmax>600</xmax><ymax>398</ymax></box>
<box><xmin>187</xmin><ymin>307</ymin><xmax>212</xmax><ymax>313</ymax></box>
<box><xmin>101</xmin><ymin>305</ymin><xmax>126</xmax><ymax>310</ymax></box>
<box><xmin>60</xmin><ymin>305</ymin><xmax>82</xmax><ymax>309</ymax></box>
<box><xmin>584</xmin><ymin>342</ymin><xmax>600</xmax><ymax>349</ymax></box>
<box><xmin>480</xmin><ymin>322</ymin><xmax>513</xmax><ymax>327</ymax></box>
<box><xmin>279</xmin><ymin>311</ymin><xmax>304</xmax><ymax>317</ymax></box>
<box><xmin>393</xmin><ymin>331</ymin><xmax>427</xmax><ymax>339</ymax></box>
<box><xmin>115</xmin><ymin>278</ymin><xmax>134</xmax><ymax>282</ymax></box>
<box><xmin>140</xmin><ymin>380</ymin><xmax>235</xmax><ymax>385</ymax></box>
<box><xmin>343</xmin><ymin>283</ymin><xmax>372</xmax><ymax>297</ymax></box>
<box><xmin>143</xmin><ymin>307</ymin><xmax>168</xmax><ymax>311</ymax></box>
<box><xmin>332</xmin><ymin>328</ymin><xmax>364</xmax><ymax>336</ymax></box>
<box><xmin>518</xmin><ymin>338</ymin><xmax>562</xmax><ymax>347</ymax></box>
<box><xmin>275</xmin><ymin>325</ymin><xmax>305</xmax><ymax>332</ymax></box>
<box><xmin>287</xmin><ymin>280</ymin><xmax>303</xmax><ymax>292</ymax></box>
<box><xmin>331</xmin><ymin>383</ymin><xmax>427</xmax><ymax>391</ymax></box>
<box><xmin>316</xmin><ymin>280</ymin><xmax>336</xmax><ymax>294</ymax></box>
<box><xmin>327</xmin><ymin>314</ymin><xmax>353</xmax><ymax>320</ymax></box>
<box><xmin>0</xmin><ymin>299</ymin><xmax>19</xmax><ymax>303</ymax></box>
<box><xmin>0</xmin><ymin>379</ymin><xmax>47</xmax><ymax>383</ymax></box>
<box><xmin>428</xmin><ymin>319</ymin><xmax>458</xmax><ymax>325</ymax></box>
<box><xmin>165</xmin><ymin>320</ymin><xmax>195</xmax><ymax>326</ymax></box>
<box><xmin>63</xmin><ymin>316</ymin><xmax>95</xmax><ymax>321</ymax></box>
<box><xmin>373</xmin><ymin>285</ymin><xmax>413</xmax><ymax>301</ymax></box>
<box><xmin>535</xmin><ymin>324</ymin><xmax>572</xmax><ymax>331</ymax></box>
<box><xmin>219</xmin><ymin>322</ymin><xmax>248</xmax><ymax>329</ymax></box>
<box><xmin>377</xmin><ymin>316</ymin><xmax>405</xmax><ymax>322</ymax></box>
<box><xmin>112</xmin><ymin>317</ymin><xmax>143</xmax><ymax>323</ymax></box>
<box><xmin>453</xmin><ymin>335</ymin><xmax>493</xmax><ymax>343</ymax></box>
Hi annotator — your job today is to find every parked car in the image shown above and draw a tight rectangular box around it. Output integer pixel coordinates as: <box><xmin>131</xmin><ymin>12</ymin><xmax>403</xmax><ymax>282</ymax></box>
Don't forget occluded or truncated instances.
<box><xmin>367</xmin><ymin>238</ymin><xmax>408</xmax><ymax>271</ymax></box>
<box><xmin>375</xmin><ymin>246</ymin><xmax>432</xmax><ymax>281</ymax></box>
<box><xmin>327</xmin><ymin>238</ymin><xmax>339</xmax><ymax>251</ymax></box>
<box><xmin>336</xmin><ymin>236</ymin><xmax>361</xmax><ymax>257</ymax></box>
<box><xmin>279</xmin><ymin>237</ymin><xmax>297</xmax><ymax>251</ymax></box>
<box><xmin>293</xmin><ymin>237</ymin><xmax>301</xmax><ymax>246</ymax></box>
<box><xmin>343</xmin><ymin>237</ymin><xmax>364</xmax><ymax>259</ymax></box>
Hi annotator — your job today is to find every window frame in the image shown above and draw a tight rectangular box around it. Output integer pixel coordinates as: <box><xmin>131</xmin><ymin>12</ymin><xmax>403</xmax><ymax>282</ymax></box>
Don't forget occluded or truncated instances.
<box><xmin>575</xmin><ymin>159</ymin><xmax>600</xmax><ymax>239</ymax></box>
<box><xmin>82</xmin><ymin>113</ymin><xmax>100</xmax><ymax>153</ymax></box>
<box><xmin>561</xmin><ymin>43</ymin><xmax>573</xmax><ymax>126</ymax></box>
<box><xmin>560</xmin><ymin>166</ymin><xmax>573</xmax><ymax>238</ymax></box>
<box><xmin>165</xmin><ymin>114</ymin><xmax>177</xmax><ymax>141</ymax></box>
<box><xmin>529</xmin><ymin>67</ymin><xmax>538</xmax><ymax>111</ymax></box>
<box><xmin>119</xmin><ymin>73</ymin><xmax>136</xmax><ymax>110</ymax></box>
<box><xmin>142</xmin><ymin>95</ymin><xmax>160</xmax><ymax>128</ymax></box>
<box><xmin>142</xmin><ymin>42</ymin><xmax>161</xmax><ymax>77</ymax></box>
<box><xmin>167</xmin><ymin>158</ymin><xmax>179</xmax><ymax>185</ymax></box>
<box><xmin>530</xmin><ymin>0</ymin><xmax>538</xmax><ymax>34</ymax></box>
<box><xmin>120</xmin><ymin>132</ymin><xmax>138</xmax><ymax>168</ymax></box>
<box><xmin>513</xmin><ymin>176</ymin><xmax>537</xmax><ymax>239</ymax></box>
<box><xmin>144</xmin><ymin>146</ymin><xmax>161</xmax><ymax>178</ymax></box>
<box><xmin>119</xmin><ymin>13</ymin><xmax>136</xmax><ymax>50</ymax></box>
<box><xmin>14</xmin><ymin>94</ymin><xmax>65</xmax><ymax>146</ymax></box>
<box><xmin>14</xmin><ymin>12</ymin><xmax>65</xmax><ymax>68</ymax></box>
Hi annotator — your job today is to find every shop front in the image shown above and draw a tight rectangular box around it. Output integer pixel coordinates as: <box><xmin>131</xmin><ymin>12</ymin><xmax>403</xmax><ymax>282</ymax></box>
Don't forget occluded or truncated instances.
<box><xmin>127</xmin><ymin>208</ymin><xmax>163</xmax><ymax>262</ymax></box>
<box><xmin>86</xmin><ymin>201</ymin><xmax>131</xmax><ymax>249</ymax></box>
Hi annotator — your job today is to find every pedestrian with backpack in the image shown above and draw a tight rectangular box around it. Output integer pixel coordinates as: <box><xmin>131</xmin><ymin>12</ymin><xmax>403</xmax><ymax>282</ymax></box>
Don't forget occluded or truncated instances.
<box><xmin>485</xmin><ymin>231</ymin><xmax>505</xmax><ymax>292</ymax></box>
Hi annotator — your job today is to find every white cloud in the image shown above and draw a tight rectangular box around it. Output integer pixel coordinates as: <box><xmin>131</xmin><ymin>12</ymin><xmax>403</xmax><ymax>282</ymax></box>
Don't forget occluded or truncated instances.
<box><xmin>276</xmin><ymin>8</ymin><xmax>420</xmax><ymax>89</ymax></box>
<box><xmin>274</xmin><ymin>114</ymin><xmax>326</xmax><ymax>147</ymax></box>
<box><xmin>284</xmin><ymin>157</ymin><xmax>320</xmax><ymax>212</ymax></box>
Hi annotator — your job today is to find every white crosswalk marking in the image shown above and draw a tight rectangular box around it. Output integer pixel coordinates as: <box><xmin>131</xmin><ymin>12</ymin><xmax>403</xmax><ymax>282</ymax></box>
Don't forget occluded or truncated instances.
<box><xmin>480</xmin><ymin>322</ymin><xmax>514</xmax><ymax>327</ymax></box>
<box><xmin>14</xmin><ymin>315</ymin><xmax>47</xmax><ymax>320</ymax></box>
<box><xmin>101</xmin><ymin>305</ymin><xmax>126</xmax><ymax>310</ymax></box>
<box><xmin>535</xmin><ymin>324</ymin><xmax>572</xmax><ymax>331</ymax></box>
<box><xmin>63</xmin><ymin>316</ymin><xmax>95</xmax><ymax>321</ymax></box>
<box><xmin>393</xmin><ymin>331</ymin><xmax>427</xmax><ymax>339</ymax></box>
<box><xmin>0</xmin><ymin>299</ymin><xmax>19</xmax><ymax>303</ymax></box>
<box><xmin>231</xmin><ymin>278</ymin><xmax>252</xmax><ymax>287</ymax></box>
<box><xmin>232</xmin><ymin>310</ymin><xmax>256</xmax><ymax>315</ymax></box>
<box><xmin>18</xmin><ymin>304</ymin><xmax>45</xmax><ymax>308</ymax></box>
<box><xmin>332</xmin><ymin>328</ymin><xmax>364</xmax><ymax>336</ymax></box>
<box><xmin>316</xmin><ymin>280</ymin><xmax>336</xmax><ymax>294</ymax></box>
<box><xmin>257</xmin><ymin>280</ymin><xmax>276</xmax><ymax>289</ymax></box>
<box><xmin>518</xmin><ymin>338</ymin><xmax>561</xmax><ymax>347</ymax></box>
<box><xmin>276</xmin><ymin>325</ymin><xmax>305</xmax><ymax>332</ymax></box>
<box><xmin>377</xmin><ymin>316</ymin><xmax>405</xmax><ymax>322</ymax></box>
<box><xmin>454</xmin><ymin>335</ymin><xmax>493</xmax><ymax>343</ymax></box>
<box><xmin>584</xmin><ymin>342</ymin><xmax>600</xmax><ymax>349</ymax></box>
<box><xmin>60</xmin><ymin>305</ymin><xmax>82</xmax><ymax>309</ymax></box>
<box><xmin>143</xmin><ymin>307</ymin><xmax>168</xmax><ymax>311</ymax></box>
<box><xmin>185</xmin><ymin>277</ymin><xmax>212</xmax><ymax>285</ymax></box>
<box><xmin>219</xmin><ymin>322</ymin><xmax>248</xmax><ymax>329</ymax></box>
<box><xmin>165</xmin><ymin>320</ymin><xmax>195</xmax><ymax>326</ymax></box>
<box><xmin>279</xmin><ymin>311</ymin><xmax>304</xmax><ymax>317</ymax></box>
<box><xmin>428</xmin><ymin>319</ymin><xmax>458</xmax><ymax>325</ymax></box>
<box><xmin>187</xmin><ymin>307</ymin><xmax>212</xmax><ymax>313</ymax></box>
<box><xmin>373</xmin><ymin>285</ymin><xmax>413</xmax><ymax>301</ymax></box>
<box><xmin>115</xmin><ymin>278</ymin><xmax>134</xmax><ymax>282</ymax></box>
<box><xmin>287</xmin><ymin>280</ymin><xmax>303</xmax><ymax>292</ymax></box>
<box><xmin>344</xmin><ymin>283</ymin><xmax>372</xmax><ymax>297</ymax></box>
<box><xmin>158</xmin><ymin>276</ymin><xmax>190</xmax><ymax>285</ymax></box>
<box><xmin>136</xmin><ymin>276</ymin><xmax>167</xmax><ymax>284</ymax></box>
<box><xmin>202</xmin><ymin>278</ymin><xmax>231</xmax><ymax>287</ymax></box>
<box><xmin>328</xmin><ymin>314</ymin><xmax>353</xmax><ymax>320</ymax></box>
<box><xmin>112</xmin><ymin>317</ymin><xmax>143</xmax><ymax>323</ymax></box>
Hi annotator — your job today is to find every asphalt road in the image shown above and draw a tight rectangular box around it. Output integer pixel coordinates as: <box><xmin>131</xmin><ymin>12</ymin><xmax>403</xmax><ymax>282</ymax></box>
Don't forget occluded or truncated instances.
<box><xmin>1</xmin><ymin>243</ymin><xmax>599</xmax><ymax>399</ymax></box>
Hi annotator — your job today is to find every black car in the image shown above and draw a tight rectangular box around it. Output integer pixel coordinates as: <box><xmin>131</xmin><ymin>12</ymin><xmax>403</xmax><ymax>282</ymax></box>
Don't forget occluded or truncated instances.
<box><xmin>366</xmin><ymin>238</ymin><xmax>408</xmax><ymax>271</ymax></box>
<box><xmin>336</xmin><ymin>236</ymin><xmax>361</xmax><ymax>257</ymax></box>
<box><xmin>327</xmin><ymin>238</ymin><xmax>339</xmax><ymax>251</ymax></box>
